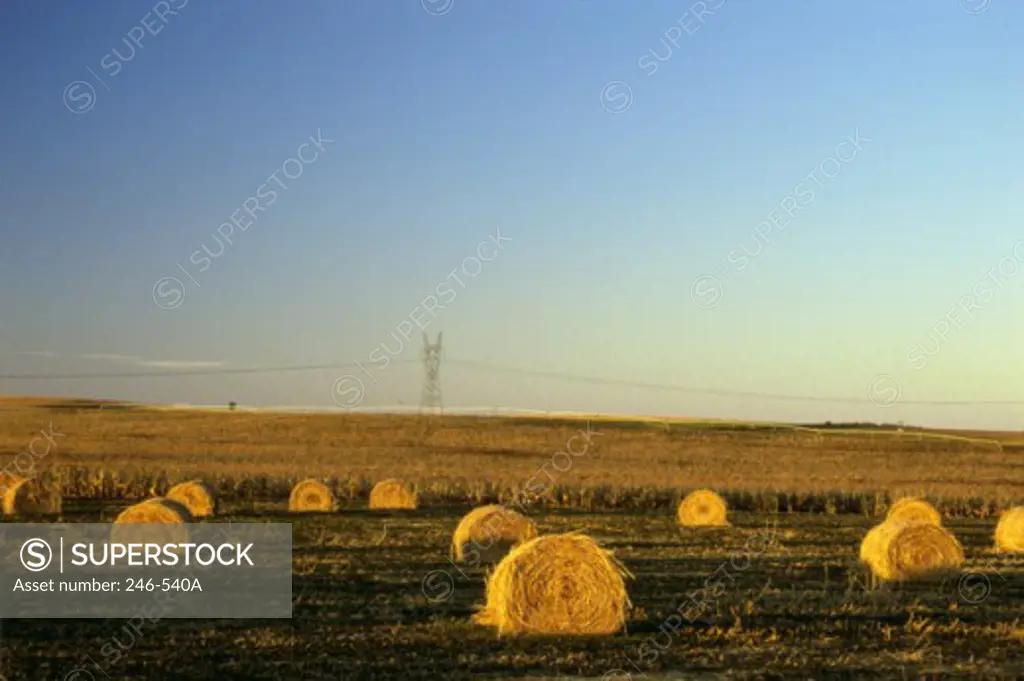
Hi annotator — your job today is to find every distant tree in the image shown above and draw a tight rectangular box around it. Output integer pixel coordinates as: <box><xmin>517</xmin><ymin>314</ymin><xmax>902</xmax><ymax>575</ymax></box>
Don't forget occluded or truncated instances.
<box><xmin>228</xmin><ymin>401</ymin><xmax>237</xmax><ymax>411</ymax></box>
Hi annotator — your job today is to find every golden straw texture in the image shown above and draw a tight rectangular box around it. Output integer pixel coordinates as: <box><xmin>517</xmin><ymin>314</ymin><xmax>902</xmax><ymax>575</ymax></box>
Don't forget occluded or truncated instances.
<box><xmin>860</xmin><ymin>519</ymin><xmax>963</xmax><ymax>582</ymax></box>
<box><xmin>0</xmin><ymin>471</ymin><xmax>23</xmax><ymax>501</ymax></box>
<box><xmin>859</xmin><ymin>521</ymin><xmax>893</xmax><ymax>570</ymax></box>
<box><xmin>474</xmin><ymin>532</ymin><xmax>633</xmax><ymax>636</ymax></box>
<box><xmin>166</xmin><ymin>480</ymin><xmax>218</xmax><ymax>518</ymax></box>
<box><xmin>994</xmin><ymin>506</ymin><xmax>1024</xmax><ymax>553</ymax></box>
<box><xmin>288</xmin><ymin>479</ymin><xmax>336</xmax><ymax>512</ymax></box>
<box><xmin>677</xmin><ymin>489</ymin><xmax>729</xmax><ymax>527</ymax></box>
<box><xmin>368</xmin><ymin>478</ymin><xmax>418</xmax><ymax>510</ymax></box>
<box><xmin>451</xmin><ymin>504</ymin><xmax>538</xmax><ymax>564</ymax></box>
<box><xmin>886</xmin><ymin>497</ymin><xmax>942</xmax><ymax>527</ymax></box>
<box><xmin>1</xmin><ymin>478</ymin><xmax>61</xmax><ymax>517</ymax></box>
<box><xmin>111</xmin><ymin>498</ymin><xmax>192</xmax><ymax>546</ymax></box>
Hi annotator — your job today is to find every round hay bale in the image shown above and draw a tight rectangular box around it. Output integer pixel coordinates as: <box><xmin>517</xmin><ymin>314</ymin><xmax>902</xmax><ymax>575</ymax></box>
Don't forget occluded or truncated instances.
<box><xmin>886</xmin><ymin>497</ymin><xmax>941</xmax><ymax>526</ymax></box>
<box><xmin>886</xmin><ymin>522</ymin><xmax>964</xmax><ymax>581</ymax></box>
<box><xmin>859</xmin><ymin>520</ymin><xmax>901</xmax><ymax>576</ymax></box>
<box><xmin>1</xmin><ymin>478</ymin><xmax>62</xmax><ymax>517</ymax></box>
<box><xmin>861</xmin><ymin>520</ymin><xmax>964</xmax><ymax>582</ymax></box>
<box><xmin>677</xmin><ymin>488</ymin><xmax>729</xmax><ymax>527</ymax></box>
<box><xmin>451</xmin><ymin>504</ymin><xmax>538</xmax><ymax>564</ymax></box>
<box><xmin>166</xmin><ymin>480</ymin><xmax>218</xmax><ymax>518</ymax></box>
<box><xmin>994</xmin><ymin>506</ymin><xmax>1024</xmax><ymax>553</ymax></box>
<box><xmin>368</xmin><ymin>478</ymin><xmax>418</xmax><ymax>510</ymax></box>
<box><xmin>0</xmin><ymin>471</ymin><xmax>24</xmax><ymax>503</ymax></box>
<box><xmin>114</xmin><ymin>497</ymin><xmax>194</xmax><ymax>523</ymax></box>
<box><xmin>288</xmin><ymin>479</ymin><xmax>335</xmax><ymax>513</ymax></box>
<box><xmin>111</xmin><ymin>498</ymin><xmax>192</xmax><ymax>546</ymax></box>
<box><xmin>473</xmin><ymin>532</ymin><xmax>633</xmax><ymax>636</ymax></box>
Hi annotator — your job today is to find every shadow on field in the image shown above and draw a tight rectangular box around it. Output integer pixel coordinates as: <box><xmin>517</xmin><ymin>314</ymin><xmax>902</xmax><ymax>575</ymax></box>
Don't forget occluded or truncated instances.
<box><xmin>39</xmin><ymin>400</ymin><xmax>141</xmax><ymax>412</ymax></box>
<box><xmin>422</xmin><ymin>444</ymin><xmax>544</xmax><ymax>459</ymax></box>
<box><xmin>334</xmin><ymin>507</ymin><xmax>464</xmax><ymax>518</ymax></box>
<box><xmin>246</xmin><ymin>507</ymin><xmax>467</xmax><ymax>520</ymax></box>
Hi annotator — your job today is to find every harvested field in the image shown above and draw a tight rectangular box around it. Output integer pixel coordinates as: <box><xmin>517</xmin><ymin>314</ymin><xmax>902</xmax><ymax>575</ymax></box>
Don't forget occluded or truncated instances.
<box><xmin>1</xmin><ymin>400</ymin><xmax>1023</xmax><ymax>679</ymax></box>
<box><xmin>4</xmin><ymin>502</ymin><xmax>1024</xmax><ymax>679</ymax></box>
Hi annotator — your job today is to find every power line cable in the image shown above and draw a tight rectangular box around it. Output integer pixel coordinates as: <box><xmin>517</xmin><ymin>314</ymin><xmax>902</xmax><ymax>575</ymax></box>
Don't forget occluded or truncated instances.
<box><xmin>444</xmin><ymin>358</ymin><xmax>1024</xmax><ymax>407</ymax></box>
<box><xmin>2</xmin><ymin>356</ymin><xmax>1021</xmax><ymax>406</ymax></box>
<box><xmin>0</xmin><ymin>359</ymin><xmax>418</xmax><ymax>380</ymax></box>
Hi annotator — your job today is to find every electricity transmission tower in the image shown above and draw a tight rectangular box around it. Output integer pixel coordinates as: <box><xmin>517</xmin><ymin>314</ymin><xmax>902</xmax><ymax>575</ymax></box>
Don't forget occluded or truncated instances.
<box><xmin>420</xmin><ymin>332</ymin><xmax>443</xmax><ymax>414</ymax></box>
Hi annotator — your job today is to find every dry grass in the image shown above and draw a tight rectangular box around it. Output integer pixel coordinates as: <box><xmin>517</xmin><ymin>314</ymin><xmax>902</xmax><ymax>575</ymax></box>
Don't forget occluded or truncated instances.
<box><xmin>0</xmin><ymin>399</ymin><xmax>1021</xmax><ymax>515</ymax></box>
<box><xmin>473</xmin><ymin>532</ymin><xmax>632</xmax><ymax>636</ymax></box>
<box><xmin>2</xmin><ymin>399</ymin><xmax>1023</xmax><ymax>678</ymax></box>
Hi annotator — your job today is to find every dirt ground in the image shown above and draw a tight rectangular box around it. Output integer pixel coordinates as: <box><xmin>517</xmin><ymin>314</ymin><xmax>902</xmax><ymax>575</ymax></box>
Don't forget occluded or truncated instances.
<box><xmin>4</xmin><ymin>502</ymin><xmax>1023</xmax><ymax>680</ymax></box>
<box><xmin>1</xmin><ymin>400</ymin><xmax>1022</xmax><ymax>679</ymax></box>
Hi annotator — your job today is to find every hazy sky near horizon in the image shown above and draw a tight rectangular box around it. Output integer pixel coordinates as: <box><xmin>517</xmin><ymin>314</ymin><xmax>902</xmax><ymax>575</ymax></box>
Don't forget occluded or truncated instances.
<box><xmin>1</xmin><ymin>0</ymin><xmax>1022</xmax><ymax>430</ymax></box>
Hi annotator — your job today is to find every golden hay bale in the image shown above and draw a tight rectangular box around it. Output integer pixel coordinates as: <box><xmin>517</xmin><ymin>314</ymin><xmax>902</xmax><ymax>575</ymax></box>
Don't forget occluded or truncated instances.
<box><xmin>288</xmin><ymin>479</ymin><xmax>336</xmax><ymax>512</ymax></box>
<box><xmin>1</xmin><ymin>478</ymin><xmax>62</xmax><ymax>517</ymax></box>
<box><xmin>886</xmin><ymin>497</ymin><xmax>942</xmax><ymax>527</ymax></box>
<box><xmin>860</xmin><ymin>520</ymin><xmax>964</xmax><ymax>582</ymax></box>
<box><xmin>859</xmin><ymin>521</ymin><xmax>891</xmax><ymax>569</ymax></box>
<box><xmin>114</xmin><ymin>497</ymin><xmax>194</xmax><ymax>523</ymax></box>
<box><xmin>166</xmin><ymin>480</ymin><xmax>218</xmax><ymax>518</ymax></box>
<box><xmin>0</xmin><ymin>471</ymin><xmax>24</xmax><ymax>501</ymax></box>
<box><xmin>677</xmin><ymin>488</ymin><xmax>729</xmax><ymax>527</ymax></box>
<box><xmin>451</xmin><ymin>504</ymin><xmax>538</xmax><ymax>564</ymax></box>
<box><xmin>473</xmin><ymin>532</ymin><xmax>633</xmax><ymax>636</ymax></box>
<box><xmin>368</xmin><ymin>478</ymin><xmax>418</xmax><ymax>510</ymax></box>
<box><xmin>111</xmin><ymin>498</ymin><xmax>192</xmax><ymax>546</ymax></box>
<box><xmin>994</xmin><ymin>506</ymin><xmax>1024</xmax><ymax>553</ymax></box>
<box><xmin>886</xmin><ymin>523</ymin><xmax>964</xmax><ymax>581</ymax></box>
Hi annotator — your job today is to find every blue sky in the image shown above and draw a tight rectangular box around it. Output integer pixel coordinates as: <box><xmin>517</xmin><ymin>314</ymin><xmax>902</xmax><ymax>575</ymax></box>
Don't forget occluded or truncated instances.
<box><xmin>1</xmin><ymin>0</ymin><xmax>1022</xmax><ymax>429</ymax></box>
